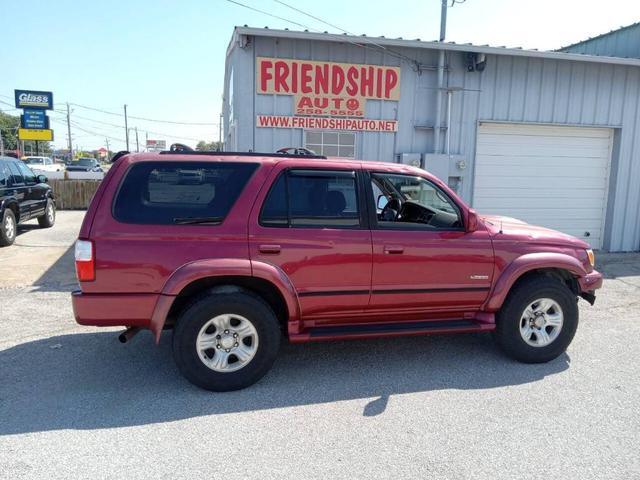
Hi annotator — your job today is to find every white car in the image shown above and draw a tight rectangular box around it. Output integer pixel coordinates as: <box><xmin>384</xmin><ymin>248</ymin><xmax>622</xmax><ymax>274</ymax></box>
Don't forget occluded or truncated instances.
<box><xmin>22</xmin><ymin>156</ymin><xmax>65</xmax><ymax>173</ymax></box>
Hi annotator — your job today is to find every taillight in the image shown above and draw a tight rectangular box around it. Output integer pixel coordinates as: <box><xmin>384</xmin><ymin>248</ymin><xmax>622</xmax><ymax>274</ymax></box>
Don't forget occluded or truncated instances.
<box><xmin>75</xmin><ymin>239</ymin><xmax>95</xmax><ymax>282</ymax></box>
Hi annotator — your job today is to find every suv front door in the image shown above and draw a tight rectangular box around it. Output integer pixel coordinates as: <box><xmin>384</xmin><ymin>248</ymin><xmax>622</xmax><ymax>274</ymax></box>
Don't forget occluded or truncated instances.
<box><xmin>6</xmin><ymin>161</ymin><xmax>29</xmax><ymax>220</ymax></box>
<box><xmin>16</xmin><ymin>162</ymin><xmax>46</xmax><ymax>217</ymax></box>
<box><xmin>366</xmin><ymin>171</ymin><xmax>494</xmax><ymax>316</ymax></box>
<box><xmin>249</xmin><ymin>164</ymin><xmax>372</xmax><ymax>324</ymax></box>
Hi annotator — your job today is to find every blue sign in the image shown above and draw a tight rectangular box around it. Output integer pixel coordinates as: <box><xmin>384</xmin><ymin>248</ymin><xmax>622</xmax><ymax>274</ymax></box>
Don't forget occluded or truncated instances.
<box><xmin>21</xmin><ymin>109</ymin><xmax>49</xmax><ymax>129</ymax></box>
<box><xmin>14</xmin><ymin>89</ymin><xmax>53</xmax><ymax>110</ymax></box>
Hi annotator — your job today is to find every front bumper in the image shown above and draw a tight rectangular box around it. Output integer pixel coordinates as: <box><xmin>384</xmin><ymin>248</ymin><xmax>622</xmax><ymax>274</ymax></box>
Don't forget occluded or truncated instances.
<box><xmin>578</xmin><ymin>269</ymin><xmax>603</xmax><ymax>304</ymax></box>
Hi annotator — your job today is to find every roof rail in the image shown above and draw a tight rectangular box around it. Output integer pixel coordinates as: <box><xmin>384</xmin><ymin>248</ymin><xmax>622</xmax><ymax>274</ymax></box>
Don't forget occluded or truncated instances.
<box><xmin>158</xmin><ymin>150</ymin><xmax>328</xmax><ymax>159</ymax></box>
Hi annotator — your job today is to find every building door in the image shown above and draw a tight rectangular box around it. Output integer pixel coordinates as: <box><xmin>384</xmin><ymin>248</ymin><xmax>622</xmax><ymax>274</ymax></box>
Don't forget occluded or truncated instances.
<box><xmin>473</xmin><ymin>122</ymin><xmax>612</xmax><ymax>249</ymax></box>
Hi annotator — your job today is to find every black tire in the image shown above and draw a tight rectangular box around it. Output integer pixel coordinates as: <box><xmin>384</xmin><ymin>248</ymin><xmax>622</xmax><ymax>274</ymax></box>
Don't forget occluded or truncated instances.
<box><xmin>37</xmin><ymin>199</ymin><xmax>55</xmax><ymax>228</ymax></box>
<box><xmin>172</xmin><ymin>290</ymin><xmax>281</xmax><ymax>391</ymax></box>
<box><xmin>496</xmin><ymin>276</ymin><xmax>578</xmax><ymax>363</ymax></box>
<box><xmin>0</xmin><ymin>209</ymin><xmax>17</xmax><ymax>247</ymax></box>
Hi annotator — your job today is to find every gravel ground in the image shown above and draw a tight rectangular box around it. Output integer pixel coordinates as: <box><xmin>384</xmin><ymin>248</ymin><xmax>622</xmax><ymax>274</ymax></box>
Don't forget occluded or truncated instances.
<box><xmin>0</xmin><ymin>211</ymin><xmax>639</xmax><ymax>479</ymax></box>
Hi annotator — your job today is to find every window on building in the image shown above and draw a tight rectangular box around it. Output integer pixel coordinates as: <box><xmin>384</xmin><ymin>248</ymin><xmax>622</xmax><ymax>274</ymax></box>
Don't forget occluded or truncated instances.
<box><xmin>305</xmin><ymin>131</ymin><xmax>356</xmax><ymax>158</ymax></box>
<box><xmin>260</xmin><ymin>169</ymin><xmax>360</xmax><ymax>228</ymax></box>
<box><xmin>113</xmin><ymin>161</ymin><xmax>257</xmax><ymax>225</ymax></box>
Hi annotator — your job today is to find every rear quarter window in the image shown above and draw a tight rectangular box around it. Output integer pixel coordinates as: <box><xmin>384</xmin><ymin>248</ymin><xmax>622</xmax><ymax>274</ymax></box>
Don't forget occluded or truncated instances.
<box><xmin>112</xmin><ymin>161</ymin><xmax>258</xmax><ymax>225</ymax></box>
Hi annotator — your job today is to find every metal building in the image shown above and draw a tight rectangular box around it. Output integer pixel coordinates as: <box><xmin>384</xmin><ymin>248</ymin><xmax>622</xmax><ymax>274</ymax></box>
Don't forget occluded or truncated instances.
<box><xmin>223</xmin><ymin>26</ymin><xmax>640</xmax><ymax>252</ymax></box>
<box><xmin>559</xmin><ymin>22</ymin><xmax>640</xmax><ymax>59</ymax></box>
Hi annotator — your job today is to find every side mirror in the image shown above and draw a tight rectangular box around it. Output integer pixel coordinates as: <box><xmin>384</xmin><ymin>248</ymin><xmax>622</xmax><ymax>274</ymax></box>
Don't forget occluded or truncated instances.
<box><xmin>467</xmin><ymin>209</ymin><xmax>479</xmax><ymax>232</ymax></box>
<box><xmin>37</xmin><ymin>174</ymin><xmax>48</xmax><ymax>184</ymax></box>
<box><xmin>377</xmin><ymin>195</ymin><xmax>388</xmax><ymax>210</ymax></box>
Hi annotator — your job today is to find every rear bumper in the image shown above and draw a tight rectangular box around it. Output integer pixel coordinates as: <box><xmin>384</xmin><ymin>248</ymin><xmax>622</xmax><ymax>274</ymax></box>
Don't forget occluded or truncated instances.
<box><xmin>72</xmin><ymin>290</ymin><xmax>158</xmax><ymax>329</ymax></box>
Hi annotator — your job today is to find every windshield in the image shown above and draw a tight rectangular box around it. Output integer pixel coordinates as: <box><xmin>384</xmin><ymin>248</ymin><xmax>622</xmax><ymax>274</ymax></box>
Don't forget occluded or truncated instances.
<box><xmin>72</xmin><ymin>158</ymin><xmax>95</xmax><ymax>166</ymax></box>
<box><xmin>24</xmin><ymin>158</ymin><xmax>44</xmax><ymax>165</ymax></box>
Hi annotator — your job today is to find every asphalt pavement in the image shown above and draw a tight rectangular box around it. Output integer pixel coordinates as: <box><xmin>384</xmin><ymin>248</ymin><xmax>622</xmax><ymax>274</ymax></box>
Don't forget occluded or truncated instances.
<box><xmin>0</xmin><ymin>211</ymin><xmax>639</xmax><ymax>479</ymax></box>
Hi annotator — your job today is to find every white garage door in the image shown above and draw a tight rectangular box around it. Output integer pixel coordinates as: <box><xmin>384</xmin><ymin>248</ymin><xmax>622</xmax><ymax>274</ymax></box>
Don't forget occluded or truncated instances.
<box><xmin>473</xmin><ymin>123</ymin><xmax>612</xmax><ymax>249</ymax></box>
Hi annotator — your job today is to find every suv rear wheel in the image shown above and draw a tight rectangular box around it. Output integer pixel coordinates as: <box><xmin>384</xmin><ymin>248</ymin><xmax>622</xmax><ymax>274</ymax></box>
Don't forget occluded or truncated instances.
<box><xmin>38</xmin><ymin>199</ymin><xmax>55</xmax><ymax>228</ymax></box>
<box><xmin>0</xmin><ymin>209</ymin><xmax>17</xmax><ymax>246</ymax></box>
<box><xmin>496</xmin><ymin>276</ymin><xmax>578</xmax><ymax>363</ymax></box>
<box><xmin>172</xmin><ymin>291</ymin><xmax>281</xmax><ymax>391</ymax></box>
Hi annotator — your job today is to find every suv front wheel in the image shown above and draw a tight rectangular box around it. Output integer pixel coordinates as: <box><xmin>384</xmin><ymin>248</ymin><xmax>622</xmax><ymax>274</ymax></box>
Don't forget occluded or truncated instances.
<box><xmin>172</xmin><ymin>290</ymin><xmax>281</xmax><ymax>391</ymax></box>
<box><xmin>495</xmin><ymin>276</ymin><xmax>578</xmax><ymax>363</ymax></box>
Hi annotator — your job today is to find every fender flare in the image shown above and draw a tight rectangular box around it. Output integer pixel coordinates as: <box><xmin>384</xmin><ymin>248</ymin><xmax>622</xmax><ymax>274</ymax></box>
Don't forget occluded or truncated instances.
<box><xmin>484</xmin><ymin>252</ymin><xmax>587</xmax><ymax>312</ymax></box>
<box><xmin>149</xmin><ymin>258</ymin><xmax>300</xmax><ymax>342</ymax></box>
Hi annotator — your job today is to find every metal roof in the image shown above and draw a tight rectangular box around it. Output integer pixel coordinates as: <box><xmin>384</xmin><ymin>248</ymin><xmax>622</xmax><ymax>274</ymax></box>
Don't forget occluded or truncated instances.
<box><xmin>231</xmin><ymin>26</ymin><xmax>640</xmax><ymax>67</ymax></box>
<box><xmin>558</xmin><ymin>21</ymin><xmax>640</xmax><ymax>52</ymax></box>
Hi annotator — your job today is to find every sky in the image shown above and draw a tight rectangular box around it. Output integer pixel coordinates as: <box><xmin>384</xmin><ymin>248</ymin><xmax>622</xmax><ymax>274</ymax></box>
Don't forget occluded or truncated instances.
<box><xmin>1</xmin><ymin>0</ymin><xmax>639</xmax><ymax>152</ymax></box>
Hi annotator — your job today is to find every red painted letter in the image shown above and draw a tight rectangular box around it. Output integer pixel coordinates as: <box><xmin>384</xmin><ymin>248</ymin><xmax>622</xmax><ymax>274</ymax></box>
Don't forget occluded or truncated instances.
<box><xmin>260</xmin><ymin>60</ymin><xmax>273</xmax><ymax>92</ymax></box>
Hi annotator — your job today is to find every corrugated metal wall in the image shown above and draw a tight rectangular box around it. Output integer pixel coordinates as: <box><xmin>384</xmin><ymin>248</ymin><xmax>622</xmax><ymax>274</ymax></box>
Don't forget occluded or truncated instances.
<box><xmin>560</xmin><ymin>23</ymin><xmax>640</xmax><ymax>59</ymax></box>
<box><xmin>224</xmin><ymin>33</ymin><xmax>640</xmax><ymax>251</ymax></box>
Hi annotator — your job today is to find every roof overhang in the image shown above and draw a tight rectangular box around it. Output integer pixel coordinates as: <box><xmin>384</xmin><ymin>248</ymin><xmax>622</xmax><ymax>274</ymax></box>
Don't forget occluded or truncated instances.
<box><xmin>230</xmin><ymin>26</ymin><xmax>640</xmax><ymax>68</ymax></box>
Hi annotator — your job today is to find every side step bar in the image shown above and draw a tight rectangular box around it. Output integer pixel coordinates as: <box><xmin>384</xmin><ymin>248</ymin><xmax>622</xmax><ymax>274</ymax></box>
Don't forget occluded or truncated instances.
<box><xmin>291</xmin><ymin>319</ymin><xmax>495</xmax><ymax>343</ymax></box>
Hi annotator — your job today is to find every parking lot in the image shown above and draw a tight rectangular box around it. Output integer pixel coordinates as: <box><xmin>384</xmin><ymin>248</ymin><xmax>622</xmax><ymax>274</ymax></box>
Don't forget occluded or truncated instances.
<box><xmin>0</xmin><ymin>211</ymin><xmax>639</xmax><ymax>479</ymax></box>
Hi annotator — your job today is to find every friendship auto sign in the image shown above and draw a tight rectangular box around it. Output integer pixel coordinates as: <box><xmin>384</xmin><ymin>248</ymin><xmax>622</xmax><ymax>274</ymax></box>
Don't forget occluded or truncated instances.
<box><xmin>14</xmin><ymin>90</ymin><xmax>54</xmax><ymax>110</ymax></box>
<box><xmin>256</xmin><ymin>57</ymin><xmax>400</xmax><ymax>130</ymax></box>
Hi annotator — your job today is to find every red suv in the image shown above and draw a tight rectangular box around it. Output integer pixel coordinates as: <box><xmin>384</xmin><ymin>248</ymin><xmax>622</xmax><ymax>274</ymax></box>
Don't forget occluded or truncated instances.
<box><xmin>72</xmin><ymin>151</ymin><xmax>603</xmax><ymax>391</ymax></box>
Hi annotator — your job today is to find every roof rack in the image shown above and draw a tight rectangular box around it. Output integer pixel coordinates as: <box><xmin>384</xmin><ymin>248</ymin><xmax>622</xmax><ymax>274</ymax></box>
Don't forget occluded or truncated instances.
<box><xmin>158</xmin><ymin>150</ymin><xmax>328</xmax><ymax>160</ymax></box>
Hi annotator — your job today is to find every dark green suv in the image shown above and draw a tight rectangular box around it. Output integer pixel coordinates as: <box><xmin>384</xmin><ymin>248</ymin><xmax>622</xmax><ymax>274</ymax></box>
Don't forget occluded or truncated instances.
<box><xmin>0</xmin><ymin>156</ymin><xmax>56</xmax><ymax>246</ymax></box>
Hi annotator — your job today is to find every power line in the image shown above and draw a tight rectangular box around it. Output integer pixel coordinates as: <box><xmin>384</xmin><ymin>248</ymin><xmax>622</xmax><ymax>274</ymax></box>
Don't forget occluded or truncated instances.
<box><xmin>225</xmin><ymin>0</ymin><xmax>311</xmax><ymax>29</ymax></box>
<box><xmin>225</xmin><ymin>0</ymin><xmax>425</xmax><ymax>68</ymax></box>
<box><xmin>69</xmin><ymin>102</ymin><xmax>219</xmax><ymax>125</ymax></box>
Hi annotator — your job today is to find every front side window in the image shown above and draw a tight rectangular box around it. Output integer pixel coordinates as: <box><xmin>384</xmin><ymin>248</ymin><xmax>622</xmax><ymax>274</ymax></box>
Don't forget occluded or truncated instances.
<box><xmin>17</xmin><ymin>162</ymin><xmax>37</xmax><ymax>185</ymax></box>
<box><xmin>260</xmin><ymin>170</ymin><xmax>360</xmax><ymax>228</ymax></box>
<box><xmin>113</xmin><ymin>161</ymin><xmax>258</xmax><ymax>225</ymax></box>
<box><xmin>371</xmin><ymin>173</ymin><xmax>463</xmax><ymax>230</ymax></box>
<box><xmin>7</xmin><ymin>162</ymin><xmax>24</xmax><ymax>185</ymax></box>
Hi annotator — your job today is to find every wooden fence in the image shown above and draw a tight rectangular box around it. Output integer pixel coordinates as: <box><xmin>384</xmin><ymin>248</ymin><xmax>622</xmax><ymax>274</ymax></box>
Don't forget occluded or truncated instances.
<box><xmin>49</xmin><ymin>179</ymin><xmax>102</xmax><ymax>209</ymax></box>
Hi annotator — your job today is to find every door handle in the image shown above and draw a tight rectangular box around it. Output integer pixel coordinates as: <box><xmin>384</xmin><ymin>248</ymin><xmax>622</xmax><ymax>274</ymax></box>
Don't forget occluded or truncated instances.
<box><xmin>384</xmin><ymin>245</ymin><xmax>404</xmax><ymax>254</ymax></box>
<box><xmin>259</xmin><ymin>244</ymin><xmax>281</xmax><ymax>254</ymax></box>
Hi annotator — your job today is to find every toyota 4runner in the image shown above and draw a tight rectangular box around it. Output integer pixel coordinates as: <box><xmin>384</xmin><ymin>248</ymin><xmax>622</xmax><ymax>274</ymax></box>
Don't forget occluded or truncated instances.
<box><xmin>72</xmin><ymin>151</ymin><xmax>603</xmax><ymax>391</ymax></box>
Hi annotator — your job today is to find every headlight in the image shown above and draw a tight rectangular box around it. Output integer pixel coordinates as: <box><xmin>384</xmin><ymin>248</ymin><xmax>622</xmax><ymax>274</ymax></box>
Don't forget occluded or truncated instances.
<box><xmin>586</xmin><ymin>249</ymin><xmax>595</xmax><ymax>267</ymax></box>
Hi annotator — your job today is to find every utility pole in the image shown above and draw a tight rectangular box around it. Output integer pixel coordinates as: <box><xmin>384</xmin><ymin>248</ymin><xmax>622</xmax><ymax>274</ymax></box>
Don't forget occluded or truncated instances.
<box><xmin>145</xmin><ymin>131</ymin><xmax>148</xmax><ymax>152</ymax></box>
<box><xmin>66</xmin><ymin>102</ymin><xmax>73</xmax><ymax>161</ymax></box>
<box><xmin>135</xmin><ymin>127</ymin><xmax>139</xmax><ymax>152</ymax></box>
<box><xmin>105</xmin><ymin>138</ymin><xmax>110</xmax><ymax>162</ymax></box>
<box><xmin>0</xmin><ymin>130</ymin><xmax>4</xmax><ymax>156</ymax></box>
<box><xmin>432</xmin><ymin>0</ymin><xmax>447</xmax><ymax>160</ymax></box>
<box><xmin>124</xmin><ymin>104</ymin><xmax>130</xmax><ymax>151</ymax></box>
<box><xmin>218</xmin><ymin>113</ymin><xmax>223</xmax><ymax>151</ymax></box>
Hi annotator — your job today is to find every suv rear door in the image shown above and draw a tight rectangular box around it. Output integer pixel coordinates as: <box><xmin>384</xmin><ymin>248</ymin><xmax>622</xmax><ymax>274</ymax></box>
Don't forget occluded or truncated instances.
<box><xmin>249</xmin><ymin>162</ymin><xmax>372</xmax><ymax>323</ymax></box>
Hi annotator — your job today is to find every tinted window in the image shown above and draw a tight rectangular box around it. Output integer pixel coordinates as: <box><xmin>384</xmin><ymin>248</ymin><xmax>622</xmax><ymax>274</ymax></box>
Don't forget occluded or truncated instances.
<box><xmin>113</xmin><ymin>161</ymin><xmax>258</xmax><ymax>225</ymax></box>
<box><xmin>0</xmin><ymin>162</ymin><xmax>7</xmax><ymax>187</ymax></box>
<box><xmin>17</xmin><ymin>162</ymin><xmax>37</xmax><ymax>184</ymax></box>
<box><xmin>7</xmin><ymin>162</ymin><xmax>24</xmax><ymax>185</ymax></box>
<box><xmin>260</xmin><ymin>170</ymin><xmax>360</xmax><ymax>228</ymax></box>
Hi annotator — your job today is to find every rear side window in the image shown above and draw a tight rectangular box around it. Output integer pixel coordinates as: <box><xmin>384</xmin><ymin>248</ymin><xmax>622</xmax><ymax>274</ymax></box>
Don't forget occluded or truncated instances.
<box><xmin>260</xmin><ymin>169</ymin><xmax>360</xmax><ymax>228</ymax></box>
<box><xmin>113</xmin><ymin>161</ymin><xmax>258</xmax><ymax>225</ymax></box>
<box><xmin>0</xmin><ymin>162</ymin><xmax>7</xmax><ymax>187</ymax></box>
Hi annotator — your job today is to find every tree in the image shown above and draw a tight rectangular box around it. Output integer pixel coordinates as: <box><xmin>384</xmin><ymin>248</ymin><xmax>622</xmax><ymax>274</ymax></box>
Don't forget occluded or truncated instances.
<box><xmin>196</xmin><ymin>140</ymin><xmax>222</xmax><ymax>151</ymax></box>
<box><xmin>0</xmin><ymin>111</ymin><xmax>52</xmax><ymax>156</ymax></box>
